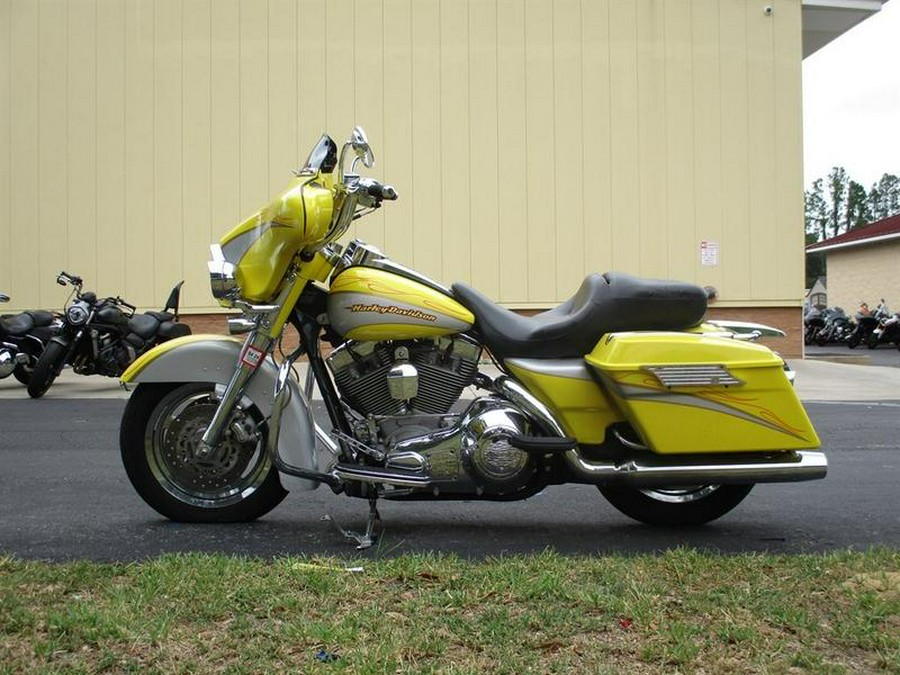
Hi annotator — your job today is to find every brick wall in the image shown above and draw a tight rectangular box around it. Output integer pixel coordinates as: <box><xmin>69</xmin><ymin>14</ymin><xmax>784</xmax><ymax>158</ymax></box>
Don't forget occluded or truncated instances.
<box><xmin>180</xmin><ymin>305</ymin><xmax>803</xmax><ymax>359</ymax></box>
<box><xmin>705</xmin><ymin>307</ymin><xmax>802</xmax><ymax>359</ymax></box>
<box><xmin>826</xmin><ymin>242</ymin><xmax>900</xmax><ymax>316</ymax></box>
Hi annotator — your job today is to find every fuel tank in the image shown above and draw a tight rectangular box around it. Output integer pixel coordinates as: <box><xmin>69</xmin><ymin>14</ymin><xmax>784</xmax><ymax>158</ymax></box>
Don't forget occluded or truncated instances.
<box><xmin>328</xmin><ymin>266</ymin><xmax>474</xmax><ymax>341</ymax></box>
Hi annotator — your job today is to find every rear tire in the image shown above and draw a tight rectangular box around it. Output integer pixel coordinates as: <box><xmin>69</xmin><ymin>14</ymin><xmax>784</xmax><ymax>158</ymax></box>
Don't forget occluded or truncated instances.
<box><xmin>599</xmin><ymin>484</ymin><xmax>753</xmax><ymax>526</ymax></box>
<box><xmin>26</xmin><ymin>341</ymin><xmax>67</xmax><ymax>398</ymax></box>
<box><xmin>847</xmin><ymin>334</ymin><xmax>860</xmax><ymax>349</ymax></box>
<box><xmin>120</xmin><ymin>382</ymin><xmax>287</xmax><ymax>522</ymax></box>
<box><xmin>867</xmin><ymin>333</ymin><xmax>880</xmax><ymax>349</ymax></box>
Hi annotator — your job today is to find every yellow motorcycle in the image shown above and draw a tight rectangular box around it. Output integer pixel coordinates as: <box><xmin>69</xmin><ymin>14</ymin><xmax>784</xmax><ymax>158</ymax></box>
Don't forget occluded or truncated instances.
<box><xmin>119</xmin><ymin>127</ymin><xmax>825</xmax><ymax>547</ymax></box>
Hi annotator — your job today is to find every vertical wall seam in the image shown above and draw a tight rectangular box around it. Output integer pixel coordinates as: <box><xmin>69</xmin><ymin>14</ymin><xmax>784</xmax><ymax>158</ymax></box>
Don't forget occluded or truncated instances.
<box><xmin>36</xmin><ymin>0</ymin><xmax>41</xmax><ymax>295</ymax></box>
<box><xmin>549</xmin><ymin>0</ymin><xmax>557</xmax><ymax>297</ymax></box>
<box><xmin>522</xmin><ymin>0</ymin><xmax>529</xmax><ymax>296</ymax></box>
<box><xmin>5</xmin><ymin>0</ymin><xmax>10</xmax><ymax>278</ymax></box>
<box><xmin>466</xmin><ymin>0</ymin><xmax>472</xmax><ymax>285</ymax></box>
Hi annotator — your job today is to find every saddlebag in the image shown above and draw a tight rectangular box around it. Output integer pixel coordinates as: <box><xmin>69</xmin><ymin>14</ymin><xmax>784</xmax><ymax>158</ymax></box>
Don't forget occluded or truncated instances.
<box><xmin>585</xmin><ymin>332</ymin><xmax>819</xmax><ymax>454</ymax></box>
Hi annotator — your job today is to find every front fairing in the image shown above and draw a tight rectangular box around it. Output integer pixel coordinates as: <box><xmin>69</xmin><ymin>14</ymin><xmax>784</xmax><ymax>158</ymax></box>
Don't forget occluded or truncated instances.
<box><xmin>217</xmin><ymin>173</ymin><xmax>336</xmax><ymax>303</ymax></box>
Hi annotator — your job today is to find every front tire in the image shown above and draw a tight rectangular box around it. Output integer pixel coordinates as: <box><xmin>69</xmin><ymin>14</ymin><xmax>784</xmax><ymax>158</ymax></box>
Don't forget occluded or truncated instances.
<box><xmin>599</xmin><ymin>484</ymin><xmax>753</xmax><ymax>526</ymax></box>
<box><xmin>27</xmin><ymin>341</ymin><xmax>67</xmax><ymax>398</ymax></box>
<box><xmin>13</xmin><ymin>359</ymin><xmax>34</xmax><ymax>385</ymax></box>
<box><xmin>120</xmin><ymin>382</ymin><xmax>287</xmax><ymax>522</ymax></box>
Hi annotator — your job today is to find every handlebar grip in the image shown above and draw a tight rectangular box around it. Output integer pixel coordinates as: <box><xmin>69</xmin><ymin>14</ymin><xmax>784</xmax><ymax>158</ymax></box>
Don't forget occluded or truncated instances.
<box><xmin>58</xmin><ymin>272</ymin><xmax>83</xmax><ymax>286</ymax></box>
<box><xmin>364</xmin><ymin>181</ymin><xmax>398</xmax><ymax>201</ymax></box>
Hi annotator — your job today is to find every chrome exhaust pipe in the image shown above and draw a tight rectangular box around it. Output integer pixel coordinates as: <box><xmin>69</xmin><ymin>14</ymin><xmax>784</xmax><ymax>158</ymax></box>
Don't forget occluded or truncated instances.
<box><xmin>492</xmin><ymin>375</ymin><xmax>827</xmax><ymax>487</ymax></box>
<box><xmin>564</xmin><ymin>449</ymin><xmax>827</xmax><ymax>487</ymax></box>
<box><xmin>333</xmin><ymin>463</ymin><xmax>430</xmax><ymax>488</ymax></box>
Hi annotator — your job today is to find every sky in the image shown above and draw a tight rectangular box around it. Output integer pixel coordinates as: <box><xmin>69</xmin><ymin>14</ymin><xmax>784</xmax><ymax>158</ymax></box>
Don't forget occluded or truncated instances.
<box><xmin>802</xmin><ymin>0</ymin><xmax>900</xmax><ymax>190</ymax></box>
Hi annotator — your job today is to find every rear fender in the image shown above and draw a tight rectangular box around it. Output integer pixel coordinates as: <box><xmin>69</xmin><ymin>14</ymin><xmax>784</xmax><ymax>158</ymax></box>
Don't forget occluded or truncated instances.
<box><xmin>121</xmin><ymin>335</ymin><xmax>317</xmax><ymax>491</ymax></box>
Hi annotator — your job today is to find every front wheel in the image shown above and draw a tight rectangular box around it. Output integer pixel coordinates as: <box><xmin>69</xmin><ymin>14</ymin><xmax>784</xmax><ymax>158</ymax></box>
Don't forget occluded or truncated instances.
<box><xmin>598</xmin><ymin>484</ymin><xmax>753</xmax><ymax>526</ymax></box>
<box><xmin>26</xmin><ymin>341</ymin><xmax>67</xmax><ymax>398</ymax></box>
<box><xmin>13</xmin><ymin>358</ymin><xmax>35</xmax><ymax>385</ymax></box>
<box><xmin>120</xmin><ymin>382</ymin><xmax>287</xmax><ymax>522</ymax></box>
<box><xmin>847</xmin><ymin>334</ymin><xmax>861</xmax><ymax>349</ymax></box>
<box><xmin>867</xmin><ymin>333</ymin><xmax>880</xmax><ymax>349</ymax></box>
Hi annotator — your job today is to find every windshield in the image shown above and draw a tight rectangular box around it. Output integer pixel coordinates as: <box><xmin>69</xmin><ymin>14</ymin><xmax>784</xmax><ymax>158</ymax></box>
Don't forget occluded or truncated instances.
<box><xmin>299</xmin><ymin>134</ymin><xmax>338</xmax><ymax>175</ymax></box>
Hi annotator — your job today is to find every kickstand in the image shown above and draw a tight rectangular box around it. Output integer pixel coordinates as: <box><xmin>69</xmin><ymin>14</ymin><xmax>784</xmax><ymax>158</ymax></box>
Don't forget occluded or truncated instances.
<box><xmin>326</xmin><ymin>495</ymin><xmax>381</xmax><ymax>550</ymax></box>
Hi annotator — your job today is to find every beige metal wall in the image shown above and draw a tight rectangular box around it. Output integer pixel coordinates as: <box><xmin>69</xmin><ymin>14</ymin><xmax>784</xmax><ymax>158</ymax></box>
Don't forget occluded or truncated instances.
<box><xmin>825</xmin><ymin>243</ymin><xmax>900</xmax><ymax>314</ymax></box>
<box><xmin>1</xmin><ymin>0</ymin><xmax>804</xmax><ymax>313</ymax></box>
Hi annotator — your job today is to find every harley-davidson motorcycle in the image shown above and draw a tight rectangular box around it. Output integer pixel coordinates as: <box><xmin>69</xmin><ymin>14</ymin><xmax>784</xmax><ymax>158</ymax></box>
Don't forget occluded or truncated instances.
<box><xmin>27</xmin><ymin>272</ymin><xmax>191</xmax><ymax>398</ymax></box>
<box><xmin>119</xmin><ymin>127</ymin><xmax>826</xmax><ymax>547</ymax></box>
<box><xmin>0</xmin><ymin>293</ymin><xmax>60</xmax><ymax>385</ymax></box>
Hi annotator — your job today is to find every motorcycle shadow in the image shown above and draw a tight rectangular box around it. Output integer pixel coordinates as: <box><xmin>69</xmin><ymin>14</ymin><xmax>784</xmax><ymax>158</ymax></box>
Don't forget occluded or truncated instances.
<box><xmin>131</xmin><ymin>497</ymin><xmax>803</xmax><ymax>559</ymax></box>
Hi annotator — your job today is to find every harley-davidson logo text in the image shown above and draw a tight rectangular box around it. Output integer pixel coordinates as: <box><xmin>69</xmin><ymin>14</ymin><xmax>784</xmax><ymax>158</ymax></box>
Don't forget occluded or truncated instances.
<box><xmin>347</xmin><ymin>304</ymin><xmax>437</xmax><ymax>322</ymax></box>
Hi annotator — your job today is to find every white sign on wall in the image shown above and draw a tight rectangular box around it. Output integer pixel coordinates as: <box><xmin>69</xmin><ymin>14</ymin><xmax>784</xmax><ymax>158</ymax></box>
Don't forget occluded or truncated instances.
<box><xmin>700</xmin><ymin>240</ymin><xmax>719</xmax><ymax>266</ymax></box>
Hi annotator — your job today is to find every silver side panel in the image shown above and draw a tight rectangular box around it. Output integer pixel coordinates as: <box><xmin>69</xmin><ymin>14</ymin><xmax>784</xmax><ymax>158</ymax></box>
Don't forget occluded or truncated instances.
<box><xmin>505</xmin><ymin>358</ymin><xmax>596</xmax><ymax>381</ymax></box>
<box><xmin>126</xmin><ymin>338</ymin><xmax>317</xmax><ymax>492</ymax></box>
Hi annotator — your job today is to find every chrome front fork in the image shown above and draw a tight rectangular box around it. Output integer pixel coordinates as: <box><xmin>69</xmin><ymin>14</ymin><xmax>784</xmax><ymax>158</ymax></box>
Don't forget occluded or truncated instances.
<box><xmin>196</xmin><ymin>330</ymin><xmax>274</xmax><ymax>458</ymax></box>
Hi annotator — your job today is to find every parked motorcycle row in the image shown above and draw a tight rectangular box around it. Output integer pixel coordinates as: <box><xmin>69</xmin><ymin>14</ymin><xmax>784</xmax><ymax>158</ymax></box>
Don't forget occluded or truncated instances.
<box><xmin>0</xmin><ymin>273</ymin><xmax>190</xmax><ymax>398</ymax></box>
<box><xmin>804</xmin><ymin>300</ymin><xmax>900</xmax><ymax>350</ymax></box>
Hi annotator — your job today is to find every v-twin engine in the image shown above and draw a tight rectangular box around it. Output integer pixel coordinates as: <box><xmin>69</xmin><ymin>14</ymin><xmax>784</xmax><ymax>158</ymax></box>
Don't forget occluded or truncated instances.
<box><xmin>327</xmin><ymin>336</ymin><xmax>538</xmax><ymax>495</ymax></box>
<box><xmin>327</xmin><ymin>336</ymin><xmax>482</xmax><ymax>416</ymax></box>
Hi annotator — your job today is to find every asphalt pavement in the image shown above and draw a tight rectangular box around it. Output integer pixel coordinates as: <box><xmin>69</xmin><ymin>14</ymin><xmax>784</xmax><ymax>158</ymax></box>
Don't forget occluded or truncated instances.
<box><xmin>1</xmin><ymin>357</ymin><xmax>898</xmax><ymax>560</ymax></box>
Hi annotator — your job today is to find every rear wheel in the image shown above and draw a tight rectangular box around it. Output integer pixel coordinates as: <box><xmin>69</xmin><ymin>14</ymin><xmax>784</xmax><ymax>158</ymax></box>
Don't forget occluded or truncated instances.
<box><xmin>847</xmin><ymin>333</ymin><xmax>861</xmax><ymax>349</ymax></box>
<box><xmin>27</xmin><ymin>341</ymin><xmax>67</xmax><ymax>398</ymax></box>
<box><xmin>599</xmin><ymin>484</ymin><xmax>753</xmax><ymax>526</ymax></box>
<box><xmin>867</xmin><ymin>333</ymin><xmax>880</xmax><ymax>349</ymax></box>
<box><xmin>120</xmin><ymin>382</ymin><xmax>287</xmax><ymax>522</ymax></box>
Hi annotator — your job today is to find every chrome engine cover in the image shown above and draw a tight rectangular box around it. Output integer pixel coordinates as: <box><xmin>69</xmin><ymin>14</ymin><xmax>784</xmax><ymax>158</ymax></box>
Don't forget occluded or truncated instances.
<box><xmin>382</xmin><ymin>396</ymin><xmax>535</xmax><ymax>495</ymax></box>
<box><xmin>460</xmin><ymin>399</ymin><xmax>533</xmax><ymax>491</ymax></box>
<box><xmin>326</xmin><ymin>335</ymin><xmax>481</xmax><ymax>416</ymax></box>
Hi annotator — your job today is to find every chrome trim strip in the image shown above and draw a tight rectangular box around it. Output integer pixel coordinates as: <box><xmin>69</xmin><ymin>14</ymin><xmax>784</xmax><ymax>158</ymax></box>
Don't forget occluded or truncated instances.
<box><xmin>642</xmin><ymin>365</ymin><xmax>744</xmax><ymax>387</ymax></box>
<box><xmin>368</xmin><ymin>258</ymin><xmax>453</xmax><ymax>296</ymax></box>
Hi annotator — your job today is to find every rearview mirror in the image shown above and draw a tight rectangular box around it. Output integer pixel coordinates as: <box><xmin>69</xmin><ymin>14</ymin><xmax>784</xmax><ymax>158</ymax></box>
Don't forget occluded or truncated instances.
<box><xmin>351</xmin><ymin>126</ymin><xmax>374</xmax><ymax>168</ymax></box>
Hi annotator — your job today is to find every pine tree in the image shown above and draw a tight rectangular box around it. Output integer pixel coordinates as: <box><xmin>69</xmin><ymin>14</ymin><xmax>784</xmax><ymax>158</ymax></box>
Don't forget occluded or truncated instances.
<box><xmin>846</xmin><ymin>180</ymin><xmax>871</xmax><ymax>230</ymax></box>
<box><xmin>867</xmin><ymin>173</ymin><xmax>900</xmax><ymax>221</ymax></box>
<box><xmin>804</xmin><ymin>178</ymin><xmax>829</xmax><ymax>242</ymax></box>
<box><xmin>826</xmin><ymin>167</ymin><xmax>849</xmax><ymax>238</ymax></box>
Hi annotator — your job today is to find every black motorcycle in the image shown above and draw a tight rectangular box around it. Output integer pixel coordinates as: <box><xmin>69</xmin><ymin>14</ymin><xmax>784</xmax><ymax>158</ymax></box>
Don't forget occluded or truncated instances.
<box><xmin>0</xmin><ymin>293</ymin><xmax>60</xmax><ymax>385</ymax></box>
<box><xmin>847</xmin><ymin>301</ymin><xmax>890</xmax><ymax>349</ymax></box>
<box><xmin>803</xmin><ymin>306</ymin><xmax>826</xmax><ymax>346</ymax></box>
<box><xmin>814</xmin><ymin>307</ymin><xmax>854</xmax><ymax>346</ymax></box>
<box><xmin>867</xmin><ymin>310</ymin><xmax>900</xmax><ymax>349</ymax></box>
<box><xmin>27</xmin><ymin>272</ymin><xmax>192</xmax><ymax>398</ymax></box>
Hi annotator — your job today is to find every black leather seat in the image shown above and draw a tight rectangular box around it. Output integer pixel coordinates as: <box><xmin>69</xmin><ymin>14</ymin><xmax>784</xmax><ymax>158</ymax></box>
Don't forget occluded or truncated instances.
<box><xmin>451</xmin><ymin>272</ymin><xmax>708</xmax><ymax>359</ymax></box>
<box><xmin>0</xmin><ymin>310</ymin><xmax>54</xmax><ymax>337</ymax></box>
<box><xmin>128</xmin><ymin>314</ymin><xmax>162</xmax><ymax>339</ymax></box>
<box><xmin>0</xmin><ymin>313</ymin><xmax>35</xmax><ymax>337</ymax></box>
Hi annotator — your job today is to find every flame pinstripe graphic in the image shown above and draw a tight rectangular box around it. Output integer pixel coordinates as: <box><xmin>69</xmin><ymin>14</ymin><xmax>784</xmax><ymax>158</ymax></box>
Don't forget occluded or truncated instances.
<box><xmin>607</xmin><ymin>379</ymin><xmax>811</xmax><ymax>441</ymax></box>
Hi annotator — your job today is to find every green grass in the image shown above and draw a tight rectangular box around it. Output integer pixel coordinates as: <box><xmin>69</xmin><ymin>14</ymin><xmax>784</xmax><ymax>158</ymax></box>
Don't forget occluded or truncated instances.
<box><xmin>1</xmin><ymin>549</ymin><xmax>897</xmax><ymax>673</ymax></box>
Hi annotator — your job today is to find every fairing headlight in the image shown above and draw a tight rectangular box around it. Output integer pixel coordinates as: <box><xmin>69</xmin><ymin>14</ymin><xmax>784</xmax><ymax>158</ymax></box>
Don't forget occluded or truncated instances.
<box><xmin>208</xmin><ymin>244</ymin><xmax>238</xmax><ymax>306</ymax></box>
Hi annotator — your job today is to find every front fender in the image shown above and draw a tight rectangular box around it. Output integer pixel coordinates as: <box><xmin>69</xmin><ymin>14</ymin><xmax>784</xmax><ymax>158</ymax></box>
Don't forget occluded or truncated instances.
<box><xmin>121</xmin><ymin>334</ymin><xmax>318</xmax><ymax>491</ymax></box>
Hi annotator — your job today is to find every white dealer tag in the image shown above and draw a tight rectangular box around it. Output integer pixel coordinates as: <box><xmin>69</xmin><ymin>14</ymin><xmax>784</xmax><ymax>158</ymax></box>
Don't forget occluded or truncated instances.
<box><xmin>240</xmin><ymin>345</ymin><xmax>265</xmax><ymax>370</ymax></box>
